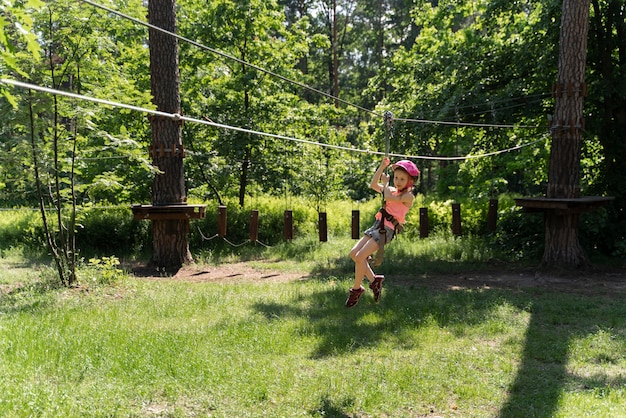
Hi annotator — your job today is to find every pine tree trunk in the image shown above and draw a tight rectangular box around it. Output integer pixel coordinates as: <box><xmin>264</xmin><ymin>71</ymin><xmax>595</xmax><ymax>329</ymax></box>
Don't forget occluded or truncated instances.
<box><xmin>148</xmin><ymin>0</ymin><xmax>192</xmax><ymax>269</ymax></box>
<box><xmin>543</xmin><ymin>0</ymin><xmax>590</xmax><ymax>269</ymax></box>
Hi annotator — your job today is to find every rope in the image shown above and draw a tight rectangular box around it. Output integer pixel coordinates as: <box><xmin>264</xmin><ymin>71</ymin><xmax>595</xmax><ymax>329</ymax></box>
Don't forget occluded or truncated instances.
<box><xmin>80</xmin><ymin>0</ymin><xmax>373</xmax><ymax>116</ymax></box>
<box><xmin>222</xmin><ymin>237</ymin><xmax>251</xmax><ymax>248</ymax></box>
<box><xmin>196</xmin><ymin>226</ymin><xmax>273</xmax><ymax>248</ymax></box>
<box><xmin>372</xmin><ymin>111</ymin><xmax>395</xmax><ymax>268</ymax></box>
<box><xmin>1</xmin><ymin>79</ymin><xmax>547</xmax><ymax>162</ymax></box>
<box><xmin>383</xmin><ymin>110</ymin><xmax>393</xmax><ymax>158</ymax></box>
<box><xmin>395</xmin><ymin>115</ymin><xmax>538</xmax><ymax>129</ymax></box>
<box><xmin>196</xmin><ymin>226</ymin><xmax>219</xmax><ymax>241</ymax></box>
<box><xmin>81</xmin><ymin>0</ymin><xmax>543</xmax><ymax>131</ymax></box>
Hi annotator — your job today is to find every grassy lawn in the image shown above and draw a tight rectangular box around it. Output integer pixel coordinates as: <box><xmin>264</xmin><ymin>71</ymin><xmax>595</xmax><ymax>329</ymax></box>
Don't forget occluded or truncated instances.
<box><xmin>1</xmin><ymin>240</ymin><xmax>626</xmax><ymax>417</ymax></box>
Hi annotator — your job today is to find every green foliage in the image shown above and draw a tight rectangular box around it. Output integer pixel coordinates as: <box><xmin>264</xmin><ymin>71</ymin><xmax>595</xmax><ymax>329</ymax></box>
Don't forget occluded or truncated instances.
<box><xmin>74</xmin><ymin>207</ymin><xmax>150</xmax><ymax>256</ymax></box>
<box><xmin>0</xmin><ymin>210</ymin><xmax>45</xmax><ymax>251</ymax></box>
<box><xmin>0</xmin><ymin>0</ymin><xmax>44</xmax><ymax>105</ymax></box>
<box><xmin>190</xmin><ymin>195</ymin><xmax>381</xmax><ymax>250</ymax></box>
<box><xmin>377</xmin><ymin>0</ymin><xmax>559</xmax><ymax>200</ymax></box>
<box><xmin>1</xmin><ymin>0</ymin><xmax>625</xmax><ymax>258</ymax></box>
<box><xmin>83</xmin><ymin>256</ymin><xmax>125</xmax><ymax>285</ymax></box>
<box><xmin>0</xmin><ymin>0</ymin><xmax>152</xmax><ymax>209</ymax></box>
<box><xmin>494</xmin><ymin>205</ymin><xmax>544</xmax><ymax>261</ymax></box>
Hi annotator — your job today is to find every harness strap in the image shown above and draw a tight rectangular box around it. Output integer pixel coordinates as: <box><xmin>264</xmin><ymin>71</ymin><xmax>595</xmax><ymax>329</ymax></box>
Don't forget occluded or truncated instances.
<box><xmin>371</xmin><ymin>207</ymin><xmax>402</xmax><ymax>267</ymax></box>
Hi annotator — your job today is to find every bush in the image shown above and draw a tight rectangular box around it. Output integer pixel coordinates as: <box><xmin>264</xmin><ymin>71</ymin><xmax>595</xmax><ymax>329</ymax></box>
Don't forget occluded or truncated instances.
<box><xmin>8</xmin><ymin>194</ymin><xmax>619</xmax><ymax>266</ymax></box>
<box><xmin>81</xmin><ymin>256</ymin><xmax>126</xmax><ymax>285</ymax></box>
<box><xmin>0</xmin><ymin>210</ymin><xmax>46</xmax><ymax>251</ymax></box>
<box><xmin>403</xmin><ymin>195</ymin><xmax>511</xmax><ymax>239</ymax></box>
<box><xmin>189</xmin><ymin>196</ymin><xmax>382</xmax><ymax>248</ymax></box>
<box><xmin>494</xmin><ymin>205</ymin><xmax>544</xmax><ymax>261</ymax></box>
<box><xmin>75</xmin><ymin>206</ymin><xmax>150</xmax><ymax>256</ymax></box>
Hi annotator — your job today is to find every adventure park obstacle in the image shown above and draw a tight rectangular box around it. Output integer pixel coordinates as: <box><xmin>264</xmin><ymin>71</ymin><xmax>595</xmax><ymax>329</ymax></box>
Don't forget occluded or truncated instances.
<box><xmin>194</xmin><ymin>199</ymin><xmax>501</xmax><ymax>247</ymax></box>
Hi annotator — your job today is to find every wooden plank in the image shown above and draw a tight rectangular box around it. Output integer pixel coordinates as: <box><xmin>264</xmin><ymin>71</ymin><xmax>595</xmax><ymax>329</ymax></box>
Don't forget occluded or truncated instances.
<box><xmin>249</xmin><ymin>210</ymin><xmax>259</xmax><ymax>242</ymax></box>
<box><xmin>351</xmin><ymin>210</ymin><xmax>360</xmax><ymax>239</ymax></box>
<box><xmin>451</xmin><ymin>203</ymin><xmax>462</xmax><ymax>236</ymax></box>
<box><xmin>217</xmin><ymin>205</ymin><xmax>227</xmax><ymax>236</ymax></box>
<box><xmin>419</xmin><ymin>207</ymin><xmax>429</xmax><ymax>238</ymax></box>
<box><xmin>318</xmin><ymin>212</ymin><xmax>327</xmax><ymax>242</ymax></box>
<box><xmin>131</xmin><ymin>204</ymin><xmax>207</xmax><ymax>220</ymax></box>
<box><xmin>284</xmin><ymin>210</ymin><xmax>293</xmax><ymax>241</ymax></box>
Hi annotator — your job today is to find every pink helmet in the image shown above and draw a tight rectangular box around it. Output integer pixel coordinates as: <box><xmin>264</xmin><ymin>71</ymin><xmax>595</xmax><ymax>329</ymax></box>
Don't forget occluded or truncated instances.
<box><xmin>392</xmin><ymin>160</ymin><xmax>420</xmax><ymax>178</ymax></box>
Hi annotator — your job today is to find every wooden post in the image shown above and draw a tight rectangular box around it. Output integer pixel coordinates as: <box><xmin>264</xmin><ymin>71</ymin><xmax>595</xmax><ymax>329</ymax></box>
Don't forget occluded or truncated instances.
<box><xmin>487</xmin><ymin>199</ymin><xmax>498</xmax><ymax>232</ymax></box>
<box><xmin>351</xmin><ymin>210</ymin><xmax>360</xmax><ymax>239</ymax></box>
<box><xmin>283</xmin><ymin>210</ymin><xmax>293</xmax><ymax>241</ymax></box>
<box><xmin>419</xmin><ymin>207</ymin><xmax>429</xmax><ymax>238</ymax></box>
<box><xmin>318</xmin><ymin>212</ymin><xmax>328</xmax><ymax>242</ymax></box>
<box><xmin>452</xmin><ymin>203</ymin><xmax>462</xmax><ymax>236</ymax></box>
<box><xmin>217</xmin><ymin>205</ymin><xmax>227</xmax><ymax>237</ymax></box>
<box><xmin>249</xmin><ymin>210</ymin><xmax>259</xmax><ymax>242</ymax></box>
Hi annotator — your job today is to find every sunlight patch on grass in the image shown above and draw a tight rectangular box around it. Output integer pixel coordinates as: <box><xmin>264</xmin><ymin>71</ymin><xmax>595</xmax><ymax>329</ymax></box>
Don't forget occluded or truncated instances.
<box><xmin>2</xmin><ymin>256</ymin><xmax>626</xmax><ymax>416</ymax></box>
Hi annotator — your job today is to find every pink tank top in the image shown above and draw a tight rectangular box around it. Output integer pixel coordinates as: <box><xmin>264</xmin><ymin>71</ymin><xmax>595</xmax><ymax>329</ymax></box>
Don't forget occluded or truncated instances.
<box><xmin>375</xmin><ymin>191</ymin><xmax>411</xmax><ymax>229</ymax></box>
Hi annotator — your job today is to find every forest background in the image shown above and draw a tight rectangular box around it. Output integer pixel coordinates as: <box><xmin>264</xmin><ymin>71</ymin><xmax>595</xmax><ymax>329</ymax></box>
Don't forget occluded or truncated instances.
<box><xmin>1</xmin><ymin>0</ymin><xmax>625</xmax><ymax>262</ymax></box>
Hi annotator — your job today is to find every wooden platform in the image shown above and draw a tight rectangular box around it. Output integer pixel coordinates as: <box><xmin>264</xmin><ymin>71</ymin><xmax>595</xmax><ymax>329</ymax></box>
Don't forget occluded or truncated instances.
<box><xmin>514</xmin><ymin>196</ymin><xmax>614</xmax><ymax>214</ymax></box>
<box><xmin>131</xmin><ymin>204</ymin><xmax>207</xmax><ymax>220</ymax></box>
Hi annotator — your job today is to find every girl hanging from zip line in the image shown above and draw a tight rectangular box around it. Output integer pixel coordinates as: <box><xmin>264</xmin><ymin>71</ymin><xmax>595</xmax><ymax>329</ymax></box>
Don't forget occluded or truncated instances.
<box><xmin>346</xmin><ymin>156</ymin><xmax>420</xmax><ymax>308</ymax></box>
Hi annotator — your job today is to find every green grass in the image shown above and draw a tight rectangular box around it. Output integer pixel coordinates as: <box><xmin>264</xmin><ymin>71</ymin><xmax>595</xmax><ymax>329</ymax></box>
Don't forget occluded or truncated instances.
<box><xmin>1</xmin><ymin>238</ymin><xmax>626</xmax><ymax>417</ymax></box>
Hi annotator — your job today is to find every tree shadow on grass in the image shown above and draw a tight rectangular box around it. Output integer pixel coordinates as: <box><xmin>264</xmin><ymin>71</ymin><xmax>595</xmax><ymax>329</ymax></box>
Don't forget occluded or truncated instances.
<box><xmin>252</xmin><ymin>278</ymin><xmax>626</xmax><ymax>417</ymax></box>
<box><xmin>498</xmin><ymin>289</ymin><xmax>626</xmax><ymax>417</ymax></box>
<box><xmin>308</xmin><ymin>395</ymin><xmax>352</xmax><ymax>418</ymax></box>
<box><xmin>0</xmin><ymin>256</ymin><xmax>63</xmax><ymax>314</ymax></box>
<box><xmin>0</xmin><ymin>280</ymin><xmax>57</xmax><ymax>314</ymax></box>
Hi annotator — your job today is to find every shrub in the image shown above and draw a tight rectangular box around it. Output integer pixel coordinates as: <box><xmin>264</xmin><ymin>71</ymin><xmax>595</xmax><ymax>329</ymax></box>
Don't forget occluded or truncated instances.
<box><xmin>190</xmin><ymin>196</ymin><xmax>382</xmax><ymax>248</ymax></box>
<box><xmin>75</xmin><ymin>206</ymin><xmax>150</xmax><ymax>256</ymax></box>
<box><xmin>82</xmin><ymin>256</ymin><xmax>126</xmax><ymax>285</ymax></box>
<box><xmin>6</xmin><ymin>194</ymin><xmax>610</xmax><ymax>265</ymax></box>
<box><xmin>0</xmin><ymin>210</ymin><xmax>46</xmax><ymax>251</ymax></box>
<box><xmin>494</xmin><ymin>205</ymin><xmax>544</xmax><ymax>261</ymax></box>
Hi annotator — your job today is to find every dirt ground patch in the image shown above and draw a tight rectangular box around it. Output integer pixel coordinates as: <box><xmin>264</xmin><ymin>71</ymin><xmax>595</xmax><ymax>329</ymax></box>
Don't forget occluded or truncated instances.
<box><xmin>131</xmin><ymin>262</ymin><xmax>310</xmax><ymax>284</ymax></box>
<box><xmin>131</xmin><ymin>262</ymin><xmax>626</xmax><ymax>295</ymax></box>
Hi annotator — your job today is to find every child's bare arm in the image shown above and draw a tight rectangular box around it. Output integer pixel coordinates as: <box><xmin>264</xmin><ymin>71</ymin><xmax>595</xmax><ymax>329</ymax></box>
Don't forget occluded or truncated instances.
<box><xmin>369</xmin><ymin>157</ymin><xmax>391</xmax><ymax>193</ymax></box>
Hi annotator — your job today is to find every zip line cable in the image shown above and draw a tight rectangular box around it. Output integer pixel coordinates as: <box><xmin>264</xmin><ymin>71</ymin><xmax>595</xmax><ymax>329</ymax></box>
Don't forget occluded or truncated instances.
<box><xmin>80</xmin><ymin>0</ymin><xmax>372</xmax><ymax>116</ymax></box>
<box><xmin>395</xmin><ymin>115</ymin><xmax>537</xmax><ymax>129</ymax></box>
<box><xmin>1</xmin><ymin>78</ymin><xmax>547</xmax><ymax>161</ymax></box>
<box><xmin>416</xmin><ymin>92</ymin><xmax>551</xmax><ymax>119</ymax></box>
<box><xmin>80</xmin><ymin>0</ymin><xmax>543</xmax><ymax>131</ymax></box>
<box><xmin>400</xmin><ymin>96</ymin><xmax>550</xmax><ymax>128</ymax></box>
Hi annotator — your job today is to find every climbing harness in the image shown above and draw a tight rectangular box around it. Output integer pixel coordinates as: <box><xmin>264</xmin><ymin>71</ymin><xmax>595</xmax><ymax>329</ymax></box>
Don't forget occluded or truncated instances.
<box><xmin>371</xmin><ymin>208</ymin><xmax>404</xmax><ymax>267</ymax></box>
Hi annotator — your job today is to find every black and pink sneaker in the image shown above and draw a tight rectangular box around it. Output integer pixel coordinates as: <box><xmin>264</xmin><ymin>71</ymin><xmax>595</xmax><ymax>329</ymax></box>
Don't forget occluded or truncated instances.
<box><xmin>345</xmin><ymin>286</ymin><xmax>365</xmax><ymax>308</ymax></box>
<box><xmin>369</xmin><ymin>275</ymin><xmax>385</xmax><ymax>303</ymax></box>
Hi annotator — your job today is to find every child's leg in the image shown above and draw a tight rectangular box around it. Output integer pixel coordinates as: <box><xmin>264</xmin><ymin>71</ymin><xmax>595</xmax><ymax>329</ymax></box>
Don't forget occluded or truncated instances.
<box><xmin>349</xmin><ymin>235</ymin><xmax>370</xmax><ymax>262</ymax></box>
<box><xmin>349</xmin><ymin>236</ymin><xmax>379</xmax><ymax>290</ymax></box>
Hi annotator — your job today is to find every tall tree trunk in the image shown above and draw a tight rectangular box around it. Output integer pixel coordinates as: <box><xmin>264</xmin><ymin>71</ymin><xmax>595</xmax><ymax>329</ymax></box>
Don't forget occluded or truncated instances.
<box><xmin>543</xmin><ymin>0</ymin><xmax>590</xmax><ymax>269</ymax></box>
<box><xmin>148</xmin><ymin>0</ymin><xmax>192</xmax><ymax>269</ymax></box>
